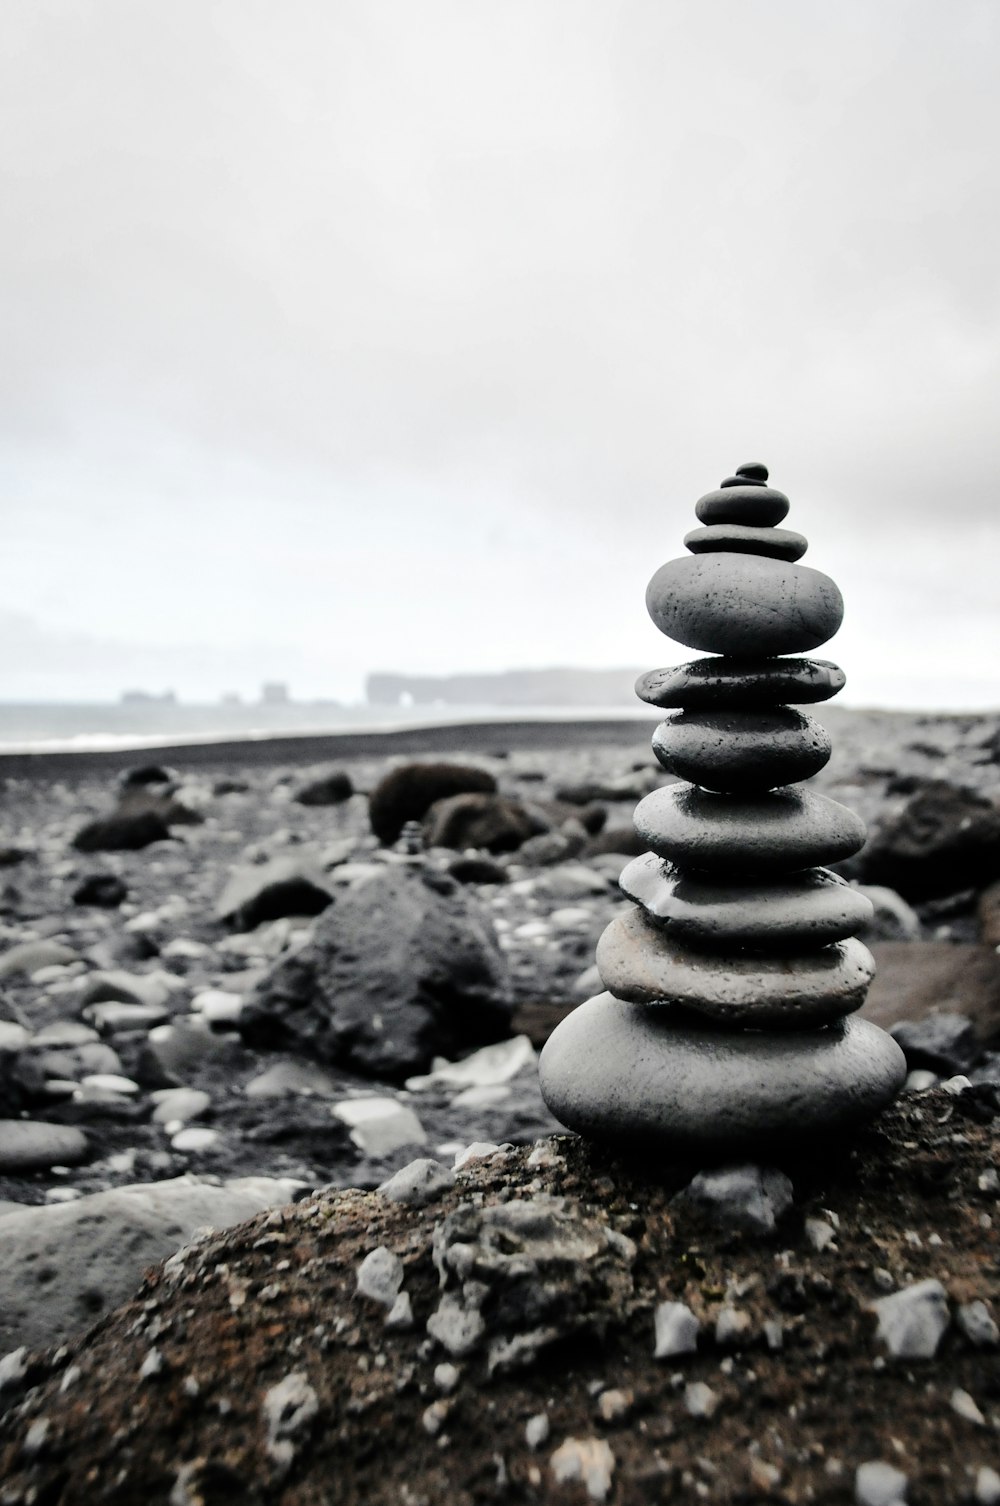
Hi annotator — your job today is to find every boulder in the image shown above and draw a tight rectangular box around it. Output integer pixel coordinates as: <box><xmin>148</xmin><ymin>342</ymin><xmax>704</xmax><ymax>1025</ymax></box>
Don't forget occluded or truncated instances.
<box><xmin>368</xmin><ymin>763</ymin><xmax>496</xmax><ymax>845</ymax></box>
<box><xmin>423</xmin><ymin>793</ymin><xmax>542</xmax><ymax>853</ymax></box>
<box><xmin>240</xmin><ymin>866</ymin><xmax>512</xmax><ymax>1079</ymax></box>
<box><xmin>72</xmin><ymin>809</ymin><xmax>171</xmax><ymax>853</ymax></box>
<box><xmin>0</xmin><ymin>1174</ymin><xmax>300</xmax><ymax>1353</ymax></box>
<box><xmin>71</xmin><ymin>874</ymin><xmax>128</xmax><ymax>908</ymax></box>
<box><xmin>861</xmin><ymin>782</ymin><xmax>1000</xmax><ymax>902</ymax></box>
<box><xmin>216</xmin><ymin>853</ymin><xmax>334</xmax><ymax>930</ymax></box>
<box><xmin>0</xmin><ymin>1120</ymin><xmax>89</xmax><ymax>1174</ymax></box>
<box><xmin>293</xmin><ymin>771</ymin><xmax>354</xmax><ymax>806</ymax></box>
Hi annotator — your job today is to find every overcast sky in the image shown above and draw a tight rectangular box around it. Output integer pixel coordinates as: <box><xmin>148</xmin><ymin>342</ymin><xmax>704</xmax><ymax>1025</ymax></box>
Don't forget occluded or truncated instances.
<box><xmin>1</xmin><ymin>0</ymin><xmax>998</xmax><ymax>709</ymax></box>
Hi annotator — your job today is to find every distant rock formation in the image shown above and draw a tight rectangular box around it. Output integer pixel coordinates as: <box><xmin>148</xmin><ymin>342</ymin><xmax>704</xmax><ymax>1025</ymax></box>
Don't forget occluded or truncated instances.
<box><xmin>366</xmin><ymin>667</ymin><xmax>644</xmax><ymax>708</ymax></box>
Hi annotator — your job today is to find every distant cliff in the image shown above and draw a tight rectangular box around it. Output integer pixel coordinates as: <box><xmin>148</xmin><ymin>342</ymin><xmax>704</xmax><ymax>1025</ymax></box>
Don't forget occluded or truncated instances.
<box><xmin>366</xmin><ymin>668</ymin><xmax>644</xmax><ymax>707</ymax></box>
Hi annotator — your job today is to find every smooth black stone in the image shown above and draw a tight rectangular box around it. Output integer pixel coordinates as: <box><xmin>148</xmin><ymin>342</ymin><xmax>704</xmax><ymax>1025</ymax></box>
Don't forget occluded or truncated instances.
<box><xmin>694</xmin><ymin>485</ymin><xmax>790</xmax><ymax>527</ymax></box>
<box><xmin>720</xmin><ymin>461</ymin><xmax>768</xmax><ymax>486</ymax></box>
<box><xmin>684</xmin><ymin>524</ymin><xmax>808</xmax><ymax>563</ymax></box>
<box><xmin>651</xmin><ymin>708</ymin><xmax>832</xmax><ymax>792</ymax></box>
<box><xmin>538</xmin><ymin>994</ymin><xmax>907</xmax><ymax>1154</ymax></box>
<box><xmin>595</xmin><ymin>908</ymin><xmax>875</xmax><ymax>1028</ymax></box>
<box><xmin>633</xmin><ymin>784</ymin><xmax>867</xmax><ymax>877</ymax></box>
<box><xmin>646</xmin><ymin>554</ymin><xmax>844</xmax><ymax>657</ymax></box>
<box><xmin>634</xmin><ymin>657</ymin><xmax>846</xmax><ymax>710</ymax></box>
<box><xmin>618</xmin><ymin>854</ymin><xmax>874</xmax><ymax>951</ymax></box>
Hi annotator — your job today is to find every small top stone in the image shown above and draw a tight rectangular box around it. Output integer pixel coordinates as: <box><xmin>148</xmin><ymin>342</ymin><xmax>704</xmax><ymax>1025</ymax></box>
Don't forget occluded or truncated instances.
<box><xmin>720</xmin><ymin>461</ymin><xmax>768</xmax><ymax>487</ymax></box>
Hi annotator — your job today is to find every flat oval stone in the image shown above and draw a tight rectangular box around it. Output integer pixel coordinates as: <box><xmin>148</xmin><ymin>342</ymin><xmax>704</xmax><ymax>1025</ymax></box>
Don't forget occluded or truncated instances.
<box><xmin>684</xmin><ymin>524</ymin><xmax>807</xmax><ymax>563</ymax></box>
<box><xmin>721</xmin><ymin>461</ymin><xmax>768</xmax><ymax>486</ymax></box>
<box><xmin>538</xmin><ymin>993</ymin><xmax>907</xmax><ymax>1155</ymax></box>
<box><xmin>635</xmin><ymin>657</ymin><xmax>846</xmax><ymax>710</ymax></box>
<box><xmin>596</xmin><ymin>907</ymin><xmax>875</xmax><ymax>1028</ymax></box>
<box><xmin>633</xmin><ymin>784</ymin><xmax>867</xmax><ymax>877</ymax></box>
<box><xmin>651</xmin><ymin>708</ymin><xmax>832</xmax><ymax>792</ymax></box>
<box><xmin>695</xmin><ymin>485</ymin><xmax>790</xmax><ymax>527</ymax></box>
<box><xmin>646</xmin><ymin>555</ymin><xmax>844</xmax><ymax>657</ymax></box>
<box><xmin>619</xmin><ymin>855</ymin><xmax>875</xmax><ymax>951</ymax></box>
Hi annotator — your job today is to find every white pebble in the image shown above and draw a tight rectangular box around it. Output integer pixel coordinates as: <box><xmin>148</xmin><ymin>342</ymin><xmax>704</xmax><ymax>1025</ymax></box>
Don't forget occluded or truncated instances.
<box><xmin>684</xmin><ymin>1382</ymin><xmax>718</xmax><ymax>1418</ymax></box>
<box><xmin>170</xmin><ymin>1127</ymin><xmax>220</xmax><ymax>1154</ymax></box>
<box><xmin>855</xmin><ymin>1460</ymin><xmax>908</xmax><ymax>1505</ymax></box>
<box><xmin>549</xmin><ymin>1437</ymin><xmax>615</xmax><ymax>1501</ymax></box>
<box><xmin>951</xmin><ymin>1388</ymin><xmax>986</xmax><ymax>1425</ymax></box>
<box><xmin>525</xmin><ymin>1412</ymin><xmax>550</xmax><ymax>1449</ymax></box>
<box><xmin>356</xmin><ymin>1246</ymin><xmax>404</xmax><ymax>1307</ymax></box>
<box><xmin>975</xmin><ymin>1466</ymin><xmax>1000</xmax><ymax>1504</ymax></box>
<box><xmin>653</xmin><ymin>1301</ymin><xmax>700</xmax><ymax>1359</ymax></box>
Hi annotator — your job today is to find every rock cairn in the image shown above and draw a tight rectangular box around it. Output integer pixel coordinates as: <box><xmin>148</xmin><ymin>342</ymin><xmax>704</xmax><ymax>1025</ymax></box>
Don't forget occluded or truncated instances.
<box><xmin>540</xmin><ymin>462</ymin><xmax>907</xmax><ymax>1155</ymax></box>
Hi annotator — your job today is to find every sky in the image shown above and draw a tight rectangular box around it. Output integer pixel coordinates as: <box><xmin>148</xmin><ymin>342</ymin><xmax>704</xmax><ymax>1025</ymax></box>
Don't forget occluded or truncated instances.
<box><xmin>1</xmin><ymin>0</ymin><xmax>998</xmax><ymax>710</ymax></box>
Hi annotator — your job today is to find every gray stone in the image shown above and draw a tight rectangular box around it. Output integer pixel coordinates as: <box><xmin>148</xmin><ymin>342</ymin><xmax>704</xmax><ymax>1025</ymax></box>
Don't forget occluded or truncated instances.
<box><xmin>138</xmin><ymin>1023</ymin><xmax>250</xmax><ymax>1089</ymax></box>
<box><xmin>646</xmin><ymin>554</ymin><xmax>843</xmax><ymax>657</ymax></box>
<box><xmin>673</xmin><ymin>1165</ymin><xmax>793</xmax><ymax>1235</ymax></box>
<box><xmin>240</xmin><ymin>865</ymin><xmax>512</xmax><ymax>1079</ymax></box>
<box><xmin>633</xmin><ymin>784</ymin><xmax>867</xmax><ymax>877</ymax></box>
<box><xmin>957</xmin><ymin>1300</ymin><xmax>999</xmax><ymax>1348</ymax></box>
<box><xmin>694</xmin><ymin>484</ymin><xmax>790</xmax><ymax>528</ymax></box>
<box><xmin>149</xmin><ymin>1088</ymin><xmax>212</xmax><ymax>1125</ymax></box>
<box><xmin>378</xmin><ymin>1158</ymin><xmax>456</xmax><ymax>1208</ymax></box>
<box><xmin>596</xmin><ymin>908</ymin><xmax>874</xmax><ymax>1028</ymax></box>
<box><xmin>619</xmin><ymin>854</ymin><xmax>874</xmax><ymax>951</ymax></box>
<box><xmin>263</xmin><ymin>1372</ymin><xmax>319</xmax><ymax>1468</ymax></box>
<box><xmin>889</xmin><ymin>1013</ymin><xmax>980</xmax><ymax>1076</ymax></box>
<box><xmin>872</xmin><ymin>1278</ymin><xmax>950</xmax><ymax>1358</ymax></box>
<box><xmin>635</xmin><ymin>656</ymin><xmax>847</xmax><ymax>710</ymax></box>
<box><xmin>538</xmin><ymin>993</ymin><xmax>907</xmax><ymax>1154</ymax></box>
<box><xmin>684</xmin><ymin>523</ymin><xmax>807</xmax><ymax>561</ymax></box>
<box><xmin>0</xmin><ymin>1120</ymin><xmax>89</xmax><ymax>1173</ymax></box>
<box><xmin>356</xmin><ymin>1245</ymin><xmax>404</xmax><ymax>1306</ymax></box>
<box><xmin>653</xmin><ymin>1301</ymin><xmax>700</xmax><ymax>1358</ymax></box>
<box><xmin>0</xmin><ymin>1175</ymin><xmax>299</xmax><ymax>1352</ymax></box>
<box><xmin>0</xmin><ymin>939</ymin><xmax>78</xmax><ymax>980</ymax></box>
<box><xmin>243</xmin><ymin>1060</ymin><xmax>340</xmax><ymax>1098</ymax></box>
<box><xmin>855</xmin><ymin>1461</ymin><xmax>909</xmax><ymax>1506</ymax></box>
<box><xmin>652</xmin><ymin>707</ymin><xmax>831</xmax><ymax>792</ymax></box>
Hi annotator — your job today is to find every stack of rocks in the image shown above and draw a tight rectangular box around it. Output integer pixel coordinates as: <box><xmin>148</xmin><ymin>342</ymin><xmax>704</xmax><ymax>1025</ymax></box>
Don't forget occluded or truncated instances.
<box><xmin>540</xmin><ymin>463</ymin><xmax>906</xmax><ymax>1156</ymax></box>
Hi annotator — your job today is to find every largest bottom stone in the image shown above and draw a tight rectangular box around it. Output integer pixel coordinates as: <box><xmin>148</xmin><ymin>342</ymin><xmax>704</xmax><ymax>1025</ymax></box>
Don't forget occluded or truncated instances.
<box><xmin>538</xmin><ymin>992</ymin><xmax>906</xmax><ymax>1155</ymax></box>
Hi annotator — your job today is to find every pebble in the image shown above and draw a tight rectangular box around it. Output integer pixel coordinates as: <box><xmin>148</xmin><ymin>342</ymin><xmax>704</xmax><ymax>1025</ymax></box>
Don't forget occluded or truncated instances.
<box><xmin>904</xmin><ymin>1069</ymin><xmax>939</xmax><ymax>1093</ymax></box>
<box><xmin>715</xmin><ymin>1307</ymin><xmax>752</xmax><ymax>1346</ymax></box>
<box><xmin>169</xmin><ymin>1127</ymin><xmax>220</xmax><ymax>1154</ymax></box>
<box><xmin>191</xmin><ymin>989</ymin><xmax>244</xmax><ymax>1025</ymax></box>
<box><xmin>596</xmin><ymin>908</ymin><xmax>875</xmax><ymax>1028</ymax></box>
<box><xmin>957</xmin><ymin>1300</ymin><xmax>999</xmax><ymax>1348</ymax></box>
<box><xmin>652</xmin><ymin>707</ymin><xmax>831</xmax><ymax>792</ymax></box>
<box><xmin>646</xmin><ymin>553</ymin><xmax>843</xmax><ymax>657</ymax></box>
<box><xmin>635</xmin><ymin>656</ymin><xmax>847</xmax><ymax>710</ymax></box>
<box><xmin>889</xmin><ymin>1013</ymin><xmax>980</xmax><ymax>1076</ymax></box>
<box><xmin>633</xmin><ymin>784</ymin><xmax>867</xmax><ymax>877</ymax></box>
<box><xmin>377</xmin><ymin>1158</ymin><xmax>456</xmax><ymax>1208</ymax></box>
<box><xmin>951</xmin><ymin>1387</ymin><xmax>986</xmax><ymax>1425</ymax></box>
<box><xmin>549</xmin><ymin>1437</ymin><xmax>615</xmax><ymax>1501</ymax></box>
<box><xmin>653</xmin><ymin>1301</ymin><xmax>700</xmax><ymax>1358</ymax></box>
<box><xmin>675</xmin><ymin>1164</ymin><xmax>793</xmax><ymax>1236</ymax></box>
<box><xmin>0</xmin><ymin>1022</ymin><xmax>31</xmax><ymax>1050</ymax></box>
<box><xmin>683</xmin><ymin>1381</ymin><xmax>718</xmax><ymax>1418</ymax></box>
<box><xmin>0</xmin><ymin>939</ymin><xmax>78</xmax><ymax>979</ymax></box>
<box><xmin>384</xmin><ymin>1291</ymin><xmax>413</xmax><ymax>1329</ymax></box>
<box><xmin>79</xmin><ymin>1073</ymin><xmax>139</xmax><ymax>1095</ymax></box>
<box><xmin>434</xmin><ymin>1362</ymin><xmax>460</xmax><ymax>1393</ymax></box>
<box><xmin>855</xmin><ymin>1460</ymin><xmax>908</xmax><ymax>1506</ymax></box>
<box><xmin>0</xmin><ymin>1121</ymin><xmax>89</xmax><ymax>1173</ymax></box>
<box><xmin>331</xmin><ymin>1098</ymin><xmax>427</xmax><ymax>1158</ymax></box>
<box><xmin>525</xmin><ymin>1412</ymin><xmax>550</xmax><ymax>1449</ymax></box>
<box><xmin>356</xmin><ymin>1246</ymin><xmax>404</xmax><ymax>1306</ymax></box>
<box><xmin>872</xmin><ymin>1278</ymin><xmax>950</xmax><ymax>1358</ymax></box>
<box><xmin>83</xmin><ymin>1001</ymin><xmax>169</xmax><ymax>1033</ymax></box>
<box><xmin>619</xmin><ymin>854</ymin><xmax>873</xmax><ymax>951</ymax></box>
<box><xmin>976</xmin><ymin>1467</ymin><xmax>1000</xmax><ymax>1504</ymax></box>
<box><xmin>150</xmin><ymin>1089</ymin><xmax>212</xmax><ymax>1126</ymax></box>
<box><xmin>684</xmin><ymin>522</ymin><xmax>808</xmax><ymax>561</ymax></box>
<box><xmin>263</xmin><ymin>1372</ymin><xmax>318</xmax><ymax>1468</ymax></box>
<box><xmin>244</xmin><ymin>1061</ymin><xmax>340</xmax><ymax>1099</ymax></box>
<box><xmin>694</xmin><ymin>483</ymin><xmax>790</xmax><ymax>527</ymax></box>
<box><xmin>539</xmin><ymin>995</ymin><xmax>906</xmax><ymax>1153</ymax></box>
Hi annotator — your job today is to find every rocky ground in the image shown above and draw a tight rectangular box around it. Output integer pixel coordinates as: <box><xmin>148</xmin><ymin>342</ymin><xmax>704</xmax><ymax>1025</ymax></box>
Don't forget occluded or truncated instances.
<box><xmin>0</xmin><ymin>709</ymin><xmax>999</xmax><ymax>1499</ymax></box>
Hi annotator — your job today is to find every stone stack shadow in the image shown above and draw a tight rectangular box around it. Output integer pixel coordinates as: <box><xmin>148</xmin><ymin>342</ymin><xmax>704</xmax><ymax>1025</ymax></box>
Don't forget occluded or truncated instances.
<box><xmin>539</xmin><ymin>462</ymin><xmax>907</xmax><ymax>1157</ymax></box>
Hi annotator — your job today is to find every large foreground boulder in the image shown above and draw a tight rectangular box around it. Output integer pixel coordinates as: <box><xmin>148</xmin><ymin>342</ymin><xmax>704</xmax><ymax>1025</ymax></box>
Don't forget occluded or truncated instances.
<box><xmin>860</xmin><ymin>781</ymin><xmax>1000</xmax><ymax>901</ymax></box>
<box><xmin>368</xmin><ymin>762</ymin><xmax>496</xmax><ymax>844</ymax></box>
<box><xmin>0</xmin><ymin>1174</ymin><xmax>301</xmax><ymax>1353</ymax></box>
<box><xmin>2</xmin><ymin>1096</ymin><xmax>999</xmax><ymax>1504</ymax></box>
<box><xmin>239</xmin><ymin>866</ymin><xmax>512</xmax><ymax>1078</ymax></box>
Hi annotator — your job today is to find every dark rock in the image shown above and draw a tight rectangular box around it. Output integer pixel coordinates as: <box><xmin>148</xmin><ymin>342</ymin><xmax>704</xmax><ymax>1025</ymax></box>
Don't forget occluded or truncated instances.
<box><xmin>423</xmin><ymin>793</ymin><xmax>541</xmax><ymax>853</ymax></box>
<box><xmin>673</xmin><ymin>1164</ymin><xmax>793</xmax><ymax>1236</ymax></box>
<box><xmin>120</xmin><ymin>764</ymin><xmax>175</xmax><ymax>788</ymax></box>
<box><xmin>619</xmin><ymin>854</ymin><xmax>873</xmax><ymax>951</ymax></box>
<box><xmin>368</xmin><ymin>762</ymin><xmax>497</xmax><ymax>845</ymax></box>
<box><xmin>240</xmin><ymin>865</ymin><xmax>512</xmax><ymax>1079</ymax></box>
<box><xmin>634</xmin><ymin>785</ymin><xmax>867</xmax><ymax>877</ymax></box>
<box><xmin>889</xmin><ymin>1014</ymin><xmax>981</xmax><ymax>1076</ymax></box>
<box><xmin>136</xmin><ymin>1025</ymin><xmax>253</xmax><ymax>1090</ymax></box>
<box><xmin>652</xmin><ymin>708</ymin><xmax>831</xmax><ymax>792</ymax></box>
<box><xmin>684</xmin><ymin>523</ymin><xmax>808</xmax><ymax>562</ymax></box>
<box><xmin>861</xmin><ymin>781</ymin><xmax>1000</xmax><ymax>901</ymax></box>
<box><xmin>293</xmin><ymin>771</ymin><xmax>354</xmax><ymax>806</ymax></box>
<box><xmin>213</xmin><ymin>776</ymin><xmax>251</xmax><ymax>795</ymax></box>
<box><xmin>636</xmin><ymin>656</ymin><xmax>846</xmax><ymax>710</ymax></box>
<box><xmin>646</xmin><ymin>554</ymin><xmax>843</xmax><ymax>657</ymax></box>
<box><xmin>0</xmin><ymin>848</ymin><xmax>29</xmax><ymax>868</ymax></box>
<box><xmin>694</xmin><ymin>484</ymin><xmax>790</xmax><ymax>527</ymax></box>
<box><xmin>73</xmin><ymin>809</ymin><xmax>171</xmax><ymax>853</ymax></box>
<box><xmin>216</xmin><ymin>855</ymin><xmax>334</xmax><ymax>930</ymax></box>
<box><xmin>72</xmin><ymin>874</ymin><xmax>128</xmax><ymax>908</ymax></box>
<box><xmin>447</xmin><ymin>856</ymin><xmax>509</xmax><ymax>885</ymax></box>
